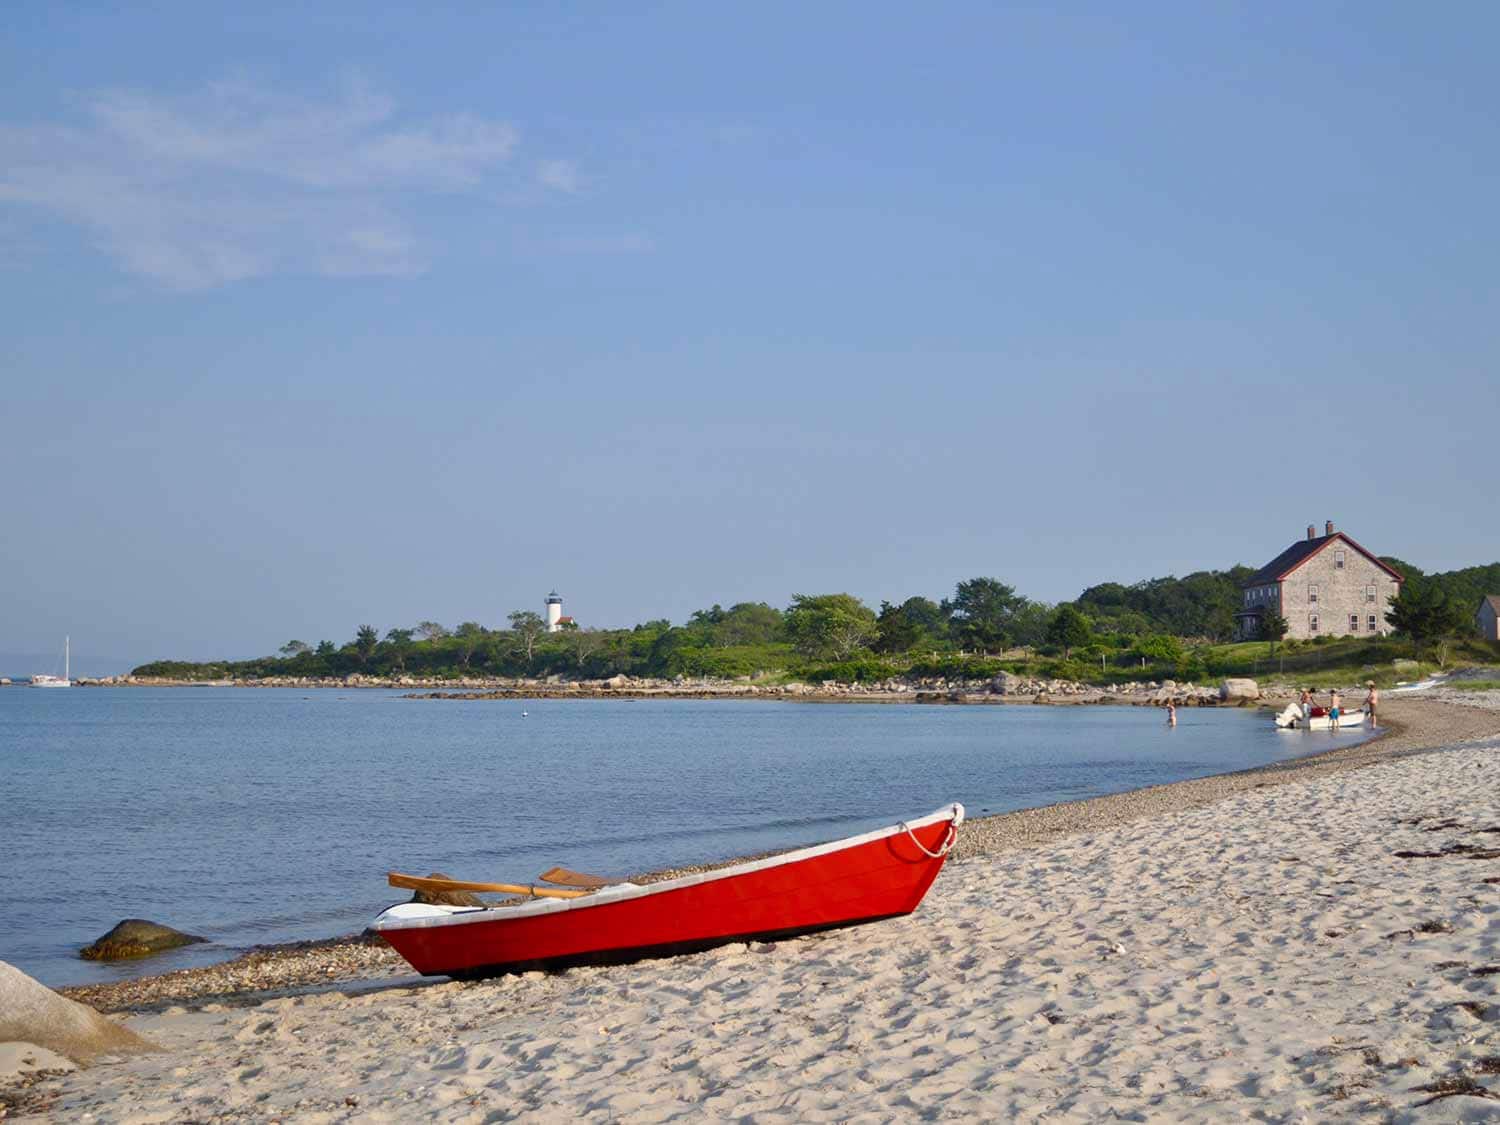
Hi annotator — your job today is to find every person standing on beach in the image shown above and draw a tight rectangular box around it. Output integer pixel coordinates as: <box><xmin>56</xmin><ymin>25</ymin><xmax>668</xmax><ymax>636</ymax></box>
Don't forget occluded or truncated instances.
<box><xmin>1300</xmin><ymin>688</ymin><xmax>1313</xmax><ymax>726</ymax></box>
<box><xmin>1166</xmin><ymin>701</ymin><xmax>1177</xmax><ymax>727</ymax></box>
<box><xmin>1330</xmin><ymin>689</ymin><xmax>1342</xmax><ymax>731</ymax></box>
<box><xmin>1365</xmin><ymin>681</ymin><xmax>1379</xmax><ymax>728</ymax></box>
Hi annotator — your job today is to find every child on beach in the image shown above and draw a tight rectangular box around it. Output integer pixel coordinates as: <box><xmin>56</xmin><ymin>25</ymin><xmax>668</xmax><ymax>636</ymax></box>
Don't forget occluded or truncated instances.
<box><xmin>1300</xmin><ymin>688</ymin><xmax>1313</xmax><ymax>726</ymax></box>
<box><xmin>1166</xmin><ymin>701</ymin><xmax>1177</xmax><ymax>727</ymax></box>
<box><xmin>1365</xmin><ymin>681</ymin><xmax>1379</xmax><ymax>728</ymax></box>
<box><xmin>1330</xmin><ymin>689</ymin><xmax>1342</xmax><ymax>731</ymax></box>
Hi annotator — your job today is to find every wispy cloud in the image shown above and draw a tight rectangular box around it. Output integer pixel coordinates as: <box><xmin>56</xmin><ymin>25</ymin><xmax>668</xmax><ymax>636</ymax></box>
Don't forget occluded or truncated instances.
<box><xmin>0</xmin><ymin>76</ymin><xmax>523</xmax><ymax>289</ymax></box>
<box><xmin>536</xmin><ymin>159</ymin><xmax>581</xmax><ymax>194</ymax></box>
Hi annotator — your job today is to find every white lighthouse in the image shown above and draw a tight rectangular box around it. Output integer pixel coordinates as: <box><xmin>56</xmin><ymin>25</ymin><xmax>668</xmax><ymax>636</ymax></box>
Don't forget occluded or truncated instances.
<box><xmin>545</xmin><ymin>590</ymin><xmax>564</xmax><ymax>633</ymax></box>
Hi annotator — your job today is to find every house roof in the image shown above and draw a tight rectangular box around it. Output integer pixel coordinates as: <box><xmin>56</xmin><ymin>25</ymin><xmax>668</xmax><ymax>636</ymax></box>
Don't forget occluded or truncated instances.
<box><xmin>1242</xmin><ymin>532</ymin><xmax>1404</xmax><ymax>588</ymax></box>
<box><xmin>1481</xmin><ymin>595</ymin><xmax>1500</xmax><ymax>615</ymax></box>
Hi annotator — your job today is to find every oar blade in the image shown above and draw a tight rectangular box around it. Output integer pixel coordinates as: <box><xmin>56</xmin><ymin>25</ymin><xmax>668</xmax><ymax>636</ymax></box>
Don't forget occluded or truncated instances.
<box><xmin>537</xmin><ymin>866</ymin><xmax>612</xmax><ymax>889</ymax></box>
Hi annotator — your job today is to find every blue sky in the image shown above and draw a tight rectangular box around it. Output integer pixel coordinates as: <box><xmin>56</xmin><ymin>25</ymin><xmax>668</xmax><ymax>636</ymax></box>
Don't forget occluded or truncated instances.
<box><xmin>3</xmin><ymin>2</ymin><xmax>1497</xmax><ymax>670</ymax></box>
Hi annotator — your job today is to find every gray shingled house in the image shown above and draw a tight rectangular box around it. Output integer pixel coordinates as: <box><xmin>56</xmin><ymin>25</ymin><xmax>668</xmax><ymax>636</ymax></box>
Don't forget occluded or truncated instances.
<box><xmin>1478</xmin><ymin>595</ymin><xmax>1500</xmax><ymax>641</ymax></box>
<box><xmin>1234</xmin><ymin>521</ymin><xmax>1404</xmax><ymax>641</ymax></box>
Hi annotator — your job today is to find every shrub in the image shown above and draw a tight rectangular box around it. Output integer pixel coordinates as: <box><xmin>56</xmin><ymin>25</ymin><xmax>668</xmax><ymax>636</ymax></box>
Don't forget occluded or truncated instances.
<box><xmin>801</xmin><ymin>657</ymin><xmax>901</xmax><ymax>683</ymax></box>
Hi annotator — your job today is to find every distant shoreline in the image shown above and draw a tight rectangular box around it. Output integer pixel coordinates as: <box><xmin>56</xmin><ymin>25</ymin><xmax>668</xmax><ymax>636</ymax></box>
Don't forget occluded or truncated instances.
<box><xmin>52</xmin><ymin>673</ymin><xmax>1289</xmax><ymax>708</ymax></box>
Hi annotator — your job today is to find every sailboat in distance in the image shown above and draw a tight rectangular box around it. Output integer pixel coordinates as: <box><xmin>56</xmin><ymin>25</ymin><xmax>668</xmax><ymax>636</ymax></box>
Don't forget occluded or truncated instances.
<box><xmin>32</xmin><ymin>635</ymin><xmax>72</xmax><ymax>688</ymax></box>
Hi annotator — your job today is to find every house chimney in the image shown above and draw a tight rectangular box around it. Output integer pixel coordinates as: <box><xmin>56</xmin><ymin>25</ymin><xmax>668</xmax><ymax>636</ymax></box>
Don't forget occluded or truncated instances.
<box><xmin>1307</xmin><ymin>524</ymin><xmax>1315</xmax><ymax>541</ymax></box>
<box><xmin>1325</xmin><ymin>520</ymin><xmax>1334</xmax><ymax>536</ymax></box>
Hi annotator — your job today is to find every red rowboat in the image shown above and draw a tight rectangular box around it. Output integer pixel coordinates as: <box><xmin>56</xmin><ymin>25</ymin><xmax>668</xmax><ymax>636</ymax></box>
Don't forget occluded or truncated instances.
<box><xmin>372</xmin><ymin>803</ymin><xmax>964</xmax><ymax>978</ymax></box>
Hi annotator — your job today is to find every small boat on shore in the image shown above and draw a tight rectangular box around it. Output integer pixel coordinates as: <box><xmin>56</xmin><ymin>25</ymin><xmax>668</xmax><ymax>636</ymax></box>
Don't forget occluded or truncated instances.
<box><xmin>1274</xmin><ymin>704</ymin><xmax>1368</xmax><ymax>731</ymax></box>
<box><xmin>372</xmin><ymin>803</ymin><xmax>964</xmax><ymax>978</ymax></box>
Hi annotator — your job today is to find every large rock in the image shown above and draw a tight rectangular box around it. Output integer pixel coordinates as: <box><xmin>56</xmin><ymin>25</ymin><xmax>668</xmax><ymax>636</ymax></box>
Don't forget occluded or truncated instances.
<box><xmin>0</xmin><ymin>961</ymin><xmax>155</xmax><ymax>1064</ymax></box>
<box><xmin>1219</xmin><ymin>678</ymin><xmax>1261</xmax><ymax>704</ymax></box>
<box><xmin>990</xmin><ymin>672</ymin><xmax>1024</xmax><ymax>696</ymax></box>
<box><xmin>409</xmin><ymin>872</ymin><xmax>486</xmax><ymax>908</ymax></box>
<box><xmin>79</xmin><ymin>919</ymin><xmax>206</xmax><ymax>961</ymax></box>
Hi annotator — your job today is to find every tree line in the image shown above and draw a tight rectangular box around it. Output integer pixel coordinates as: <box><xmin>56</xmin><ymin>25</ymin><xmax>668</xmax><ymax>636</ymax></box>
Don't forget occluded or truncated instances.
<box><xmin>131</xmin><ymin>559</ymin><xmax>1498</xmax><ymax>682</ymax></box>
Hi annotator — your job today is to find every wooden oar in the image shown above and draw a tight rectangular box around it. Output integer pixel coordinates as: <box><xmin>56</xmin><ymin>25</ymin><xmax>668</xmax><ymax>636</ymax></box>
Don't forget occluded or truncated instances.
<box><xmin>537</xmin><ymin>866</ymin><xmax>612</xmax><ymax>889</ymax></box>
<box><xmin>388</xmin><ymin>872</ymin><xmax>592</xmax><ymax>900</ymax></box>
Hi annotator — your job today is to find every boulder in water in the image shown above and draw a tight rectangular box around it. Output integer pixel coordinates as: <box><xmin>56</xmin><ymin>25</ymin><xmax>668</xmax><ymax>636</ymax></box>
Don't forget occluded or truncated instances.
<box><xmin>79</xmin><ymin>919</ymin><xmax>206</xmax><ymax>961</ymax></box>
<box><xmin>410</xmin><ymin>872</ymin><xmax>487</xmax><ymax>908</ymax></box>
<box><xmin>0</xmin><ymin>960</ymin><xmax>155</xmax><ymax>1064</ymax></box>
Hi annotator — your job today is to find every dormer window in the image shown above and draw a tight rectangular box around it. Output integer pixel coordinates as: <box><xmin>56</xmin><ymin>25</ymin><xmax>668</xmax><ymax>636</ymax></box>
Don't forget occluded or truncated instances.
<box><xmin>1335</xmin><ymin>550</ymin><xmax>1345</xmax><ymax>569</ymax></box>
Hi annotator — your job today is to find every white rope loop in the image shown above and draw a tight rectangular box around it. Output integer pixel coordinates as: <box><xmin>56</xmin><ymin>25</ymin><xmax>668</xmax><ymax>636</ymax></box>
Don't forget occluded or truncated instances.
<box><xmin>902</xmin><ymin>819</ymin><xmax>957</xmax><ymax>859</ymax></box>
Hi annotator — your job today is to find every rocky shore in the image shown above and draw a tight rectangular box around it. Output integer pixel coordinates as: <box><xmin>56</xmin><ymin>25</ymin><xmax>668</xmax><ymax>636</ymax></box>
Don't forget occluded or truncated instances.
<box><xmin>84</xmin><ymin>670</ymin><xmax>1246</xmax><ymax>705</ymax></box>
<box><xmin>404</xmin><ymin>671</ymin><xmax>1275</xmax><ymax>707</ymax></box>
<box><xmin>85</xmin><ymin>670</ymin><xmax>1291</xmax><ymax>707</ymax></box>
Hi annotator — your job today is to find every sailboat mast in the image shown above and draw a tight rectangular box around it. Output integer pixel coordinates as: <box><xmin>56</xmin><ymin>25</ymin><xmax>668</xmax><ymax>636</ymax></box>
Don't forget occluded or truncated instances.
<box><xmin>65</xmin><ymin>635</ymin><xmax>69</xmax><ymax>681</ymax></box>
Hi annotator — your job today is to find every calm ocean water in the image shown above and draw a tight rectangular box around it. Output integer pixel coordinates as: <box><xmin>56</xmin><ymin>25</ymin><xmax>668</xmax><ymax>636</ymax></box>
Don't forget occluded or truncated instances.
<box><xmin>0</xmin><ymin>687</ymin><xmax>1373</xmax><ymax>986</ymax></box>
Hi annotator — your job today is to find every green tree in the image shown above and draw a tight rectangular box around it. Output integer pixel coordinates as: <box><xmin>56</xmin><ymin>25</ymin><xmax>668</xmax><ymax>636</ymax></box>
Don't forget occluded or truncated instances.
<box><xmin>1261</xmin><ymin>612</ymin><xmax>1289</xmax><ymax>656</ymax></box>
<box><xmin>1046</xmin><ymin>605</ymin><xmax>1093</xmax><ymax>659</ymax></box>
<box><xmin>354</xmin><ymin>625</ymin><xmax>380</xmax><ymax>665</ymax></box>
<box><xmin>454</xmin><ymin>621</ymin><xmax>485</xmax><ymax>668</ymax></box>
<box><xmin>570</xmin><ymin>627</ymin><xmax>603</xmax><ymax>669</ymax></box>
<box><xmin>315</xmin><ymin>640</ymin><xmax>336</xmax><ymax>658</ymax></box>
<box><xmin>874</xmin><ymin>597</ymin><xmax>945</xmax><ymax>653</ymax></box>
<box><xmin>1008</xmin><ymin>601</ymin><xmax>1054</xmax><ymax>648</ymax></box>
<box><xmin>415</xmin><ymin>621</ymin><xmax>449</xmax><ymax>643</ymax></box>
<box><xmin>783</xmin><ymin>594</ymin><xmax>877</xmax><ymax>661</ymax></box>
<box><xmin>1387</xmin><ymin>580</ymin><xmax>1464</xmax><ymax>654</ymax></box>
<box><xmin>946</xmin><ymin>578</ymin><xmax>1024</xmax><ymax>653</ymax></box>
<box><xmin>717</xmin><ymin>602</ymin><xmax>783</xmax><ymax>647</ymax></box>
<box><xmin>279</xmin><ymin>640</ymin><xmax>311</xmax><ymax>658</ymax></box>
<box><xmin>1131</xmin><ymin>633</ymin><xmax>1184</xmax><ymax>664</ymax></box>
<box><xmin>508</xmin><ymin>610</ymin><xmax>546</xmax><ymax>666</ymax></box>
<box><xmin>384</xmin><ymin>628</ymin><xmax>414</xmax><ymax>673</ymax></box>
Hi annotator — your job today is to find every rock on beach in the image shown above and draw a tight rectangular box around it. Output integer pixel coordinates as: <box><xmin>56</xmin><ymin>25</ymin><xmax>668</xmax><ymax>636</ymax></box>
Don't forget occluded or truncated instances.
<box><xmin>1218</xmin><ymin>677</ymin><xmax>1261</xmax><ymax>704</ymax></box>
<box><xmin>0</xmin><ymin>961</ymin><xmax>154</xmax><ymax>1068</ymax></box>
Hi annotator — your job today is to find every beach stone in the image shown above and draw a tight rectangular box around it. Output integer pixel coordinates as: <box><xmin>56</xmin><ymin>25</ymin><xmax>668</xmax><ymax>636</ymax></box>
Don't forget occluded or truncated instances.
<box><xmin>1219</xmin><ymin>678</ymin><xmax>1261</xmax><ymax>704</ymax></box>
<box><xmin>409</xmin><ymin>872</ymin><xmax>486</xmax><ymax>908</ymax></box>
<box><xmin>0</xmin><ymin>960</ymin><xmax>155</xmax><ymax>1063</ymax></box>
<box><xmin>990</xmin><ymin>672</ymin><xmax>1024</xmax><ymax>696</ymax></box>
<box><xmin>80</xmin><ymin>920</ymin><xmax>206</xmax><ymax>961</ymax></box>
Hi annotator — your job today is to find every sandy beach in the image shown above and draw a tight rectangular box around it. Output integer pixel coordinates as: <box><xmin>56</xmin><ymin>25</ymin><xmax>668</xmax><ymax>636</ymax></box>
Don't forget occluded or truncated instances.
<box><xmin>8</xmin><ymin>695</ymin><xmax>1500</xmax><ymax>1121</ymax></box>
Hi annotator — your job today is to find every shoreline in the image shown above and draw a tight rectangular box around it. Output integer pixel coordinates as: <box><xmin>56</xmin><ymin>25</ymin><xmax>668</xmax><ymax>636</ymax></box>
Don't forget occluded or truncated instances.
<box><xmin>54</xmin><ymin>695</ymin><xmax>1500</xmax><ymax>1017</ymax></box>
<box><xmin>40</xmin><ymin>673</ymin><xmax>1300</xmax><ymax>708</ymax></box>
<box><xmin>24</xmin><ymin>693</ymin><xmax>1500</xmax><ymax>1120</ymax></box>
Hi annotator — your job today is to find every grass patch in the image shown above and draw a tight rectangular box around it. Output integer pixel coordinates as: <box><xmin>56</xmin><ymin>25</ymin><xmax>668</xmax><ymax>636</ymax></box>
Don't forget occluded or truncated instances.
<box><xmin>1451</xmin><ymin>679</ymin><xmax>1500</xmax><ymax>692</ymax></box>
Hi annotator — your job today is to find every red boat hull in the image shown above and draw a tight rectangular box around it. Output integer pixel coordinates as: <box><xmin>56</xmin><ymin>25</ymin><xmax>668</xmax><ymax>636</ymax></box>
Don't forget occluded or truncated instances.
<box><xmin>377</xmin><ymin>807</ymin><xmax>961</xmax><ymax>977</ymax></box>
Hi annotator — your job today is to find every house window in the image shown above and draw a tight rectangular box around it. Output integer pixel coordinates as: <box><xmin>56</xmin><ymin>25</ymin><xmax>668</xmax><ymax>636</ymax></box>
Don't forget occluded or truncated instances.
<box><xmin>1335</xmin><ymin>550</ymin><xmax>1345</xmax><ymax>569</ymax></box>
<box><xmin>1350</xmin><ymin>614</ymin><xmax>1359</xmax><ymax>631</ymax></box>
<box><xmin>1368</xmin><ymin>614</ymin><xmax>1378</xmax><ymax>631</ymax></box>
<box><xmin>1309</xmin><ymin>584</ymin><xmax>1319</xmax><ymax>604</ymax></box>
<box><xmin>1366</xmin><ymin>585</ymin><xmax>1376</xmax><ymax>603</ymax></box>
<box><xmin>1309</xmin><ymin>613</ymin><xmax>1319</xmax><ymax>632</ymax></box>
